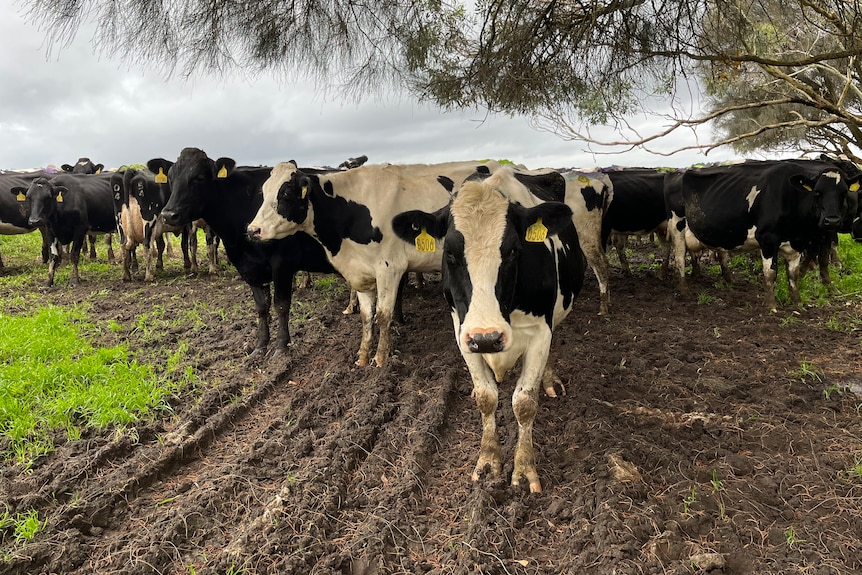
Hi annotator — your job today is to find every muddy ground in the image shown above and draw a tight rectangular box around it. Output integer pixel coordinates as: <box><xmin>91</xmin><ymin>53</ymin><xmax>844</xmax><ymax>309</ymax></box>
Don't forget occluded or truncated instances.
<box><xmin>1</xmin><ymin>240</ymin><xmax>861</xmax><ymax>575</ymax></box>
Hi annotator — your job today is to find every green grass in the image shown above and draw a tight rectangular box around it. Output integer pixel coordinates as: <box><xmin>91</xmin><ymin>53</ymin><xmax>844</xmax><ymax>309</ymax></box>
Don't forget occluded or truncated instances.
<box><xmin>0</xmin><ymin>305</ymin><xmax>182</xmax><ymax>468</ymax></box>
<box><xmin>773</xmin><ymin>236</ymin><xmax>862</xmax><ymax>306</ymax></box>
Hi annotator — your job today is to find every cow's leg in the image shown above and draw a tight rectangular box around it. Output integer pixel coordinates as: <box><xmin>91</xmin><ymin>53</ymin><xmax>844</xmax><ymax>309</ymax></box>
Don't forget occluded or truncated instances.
<box><xmin>355</xmin><ymin>290</ymin><xmax>376</xmax><ymax>367</ymax></box>
<box><xmin>272</xmin><ymin>269</ymin><xmax>297</xmax><ymax>355</ymax></box>
<box><xmin>582</xmin><ymin>237</ymin><xmax>611</xmax><ymax>315</ymax></box>
<box><xmin>717</xmin><ymin>249</ymin><xmax>733</xmax><ymax>284</ymax></box>
<box><xmin>297</xmin><ymin>271</ymin><xmax>311</xmax><ymax>289</ymax></box>
<box><xmin>153</xmin><ymin>234</ymin><xmax>166</xmax><ymax>273</ymax></box>
<box><xmin>669</xmin><ymin>215</ymin><xmax>689</xmax><ymax>295</ymax></box>
<box><xmin>87</xmin><ymin>233</ymin><xmax>97</xmax><ymax>261</ymax></box>
<box><xmin>69</xmin><ymin>237</ymin><xmax>84</xmax><ymax>286</ymax></box>
<box><xmin>181</xmin><ymin>229</ymin><xmax>192</xmax><ymax>270</ymax></box>
<box><xmin>189</xmin><ymin>225</ymin><xmax>200</xmax><ymax>273</ymax></box>
<box><xmin>761</xmin><ymin>254</ymin><xmax>779</xmax><ymax>312</ymax></box>
<box><xmin>343</xmin><ymin>288</ymin><xmax>359</xmax><ymax>315</ymax></box>
<box><xmin>104</xmin><ymin>233</ymin><xmax>115</xmax><ymax>264</ymax></box>
<box><xmin>785</xmin><ymin>250</ymin><xmax>804</xmax><ymax>308</ymax></box>
<box><xmin>464</xmin><ymin>354</ymin><xmax>502</xmax><ymax>482</ymax></box>
<box><xmin>45</xmin><ymin>239</ymin><xmax>62</xmax><ymax>286</ymax></box>
<box><xmin>205</xmin><ymin>228</ymin><xmax>219</xmax><ymax>275</ymax></box>
<box><xmin>372</xmin><ymin>273</ymin><xmax>403</xmax><ymax>367</ymax></box>
<box><xmin>612</xmin><ymin>233</ymin><xmax>631</xmax><ymax>275</ymax></box>
<box><xmin>39</xmin><ymin>228</ymin><xmax>51</xmax><ymax>264</ymax></box>
<box><xmin>658</xmin><ymin>235</ymin><xmax>671</xmax><ymax>280</ymax></box>
<box><xmin>393</xmin><ymin>272</ymin><xmax>408</xmax><ymax>325</ymax></box>
<box><xmin>541</xmin><ymin>362</ymin><xmax>566</xmax><ymax>397</ymax></box>
<box><xmin>121</xmin><ymin>245</ymin><xmax>133</xmax><ymax>282</ymax></box>
<box><xmin>249</xmin><ymin>285</ymin><xmax>272</xmax><ymax>357</ymax></box>
<box><xmin>511</xmin><ymin>328</ymin><xmax>552</xmax><ymax>493</ymax></box>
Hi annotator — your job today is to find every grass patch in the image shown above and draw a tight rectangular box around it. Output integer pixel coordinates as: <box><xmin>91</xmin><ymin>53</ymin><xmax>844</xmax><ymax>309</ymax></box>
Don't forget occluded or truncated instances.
<box><xmin>0</xmin><ymin>305</ymin><xmax>182</xmax><ymax>468</ymax></box>
<box><xmin>774</xmin><ymin>236</ymin><xmax>862</xmax><ymax>306</ymax></box>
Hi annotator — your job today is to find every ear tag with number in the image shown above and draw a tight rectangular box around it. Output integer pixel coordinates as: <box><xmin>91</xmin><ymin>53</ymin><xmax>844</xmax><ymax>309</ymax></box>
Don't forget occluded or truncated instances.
<box><xmin>525</xmin><ymin>217</ymin><xmax>548</xmax><ymax>242</ymax></box>
<box><xmin>16</xmin><ymin>192</ymin><xmax>26</xmax><ymax>201</ymax></box>
<box><xmin>155</xmin><ymin>167</ymin><xmax>168</xmax><ymax>184</ymax></box>
<box><xmin>217</xmin><ymin>165</ymin><xmax>228</xmax><ymax>178</ymax></box>
<box><xmin>850</xmin><ymin>182</ymin><xmax>860</xmax><ymax>192</ymax></box>
<box><xmin>415</xmin><ymin>227</ymin><xmax>436</xmax><ymax>252</ymax></box>
<box><xmin>301</xmin><ymin>185</ymin><xmax>308</xmax><ymax>199</ymax></box>
<box><xmin>56</xmin><ymin>191</ymin><xmax>64</xmax><ymax>203</ymax></box>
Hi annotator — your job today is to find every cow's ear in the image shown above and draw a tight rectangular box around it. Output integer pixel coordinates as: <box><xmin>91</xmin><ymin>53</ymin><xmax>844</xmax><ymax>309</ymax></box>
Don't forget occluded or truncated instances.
<box><xmin>10</xmin><ymin>186</ymin><xmax>27</xmax><ymax>201</ymax></box>
<box><xmin>61</xmin><ymin>164</ymin><xmax>73</xmax><ymax>173</ymax></box>
<box><xmin>94</xmin><ymin>164</ymin><xmax>104</xmax><ymax>174</ymax></box>
<box><xmin>789</xmin><ymin>174</ymin><xmax>817</xmax><ymax>192</ymax></box>
<box><xmin>147</xmin><ymin>158</ymin><xmax>173</xmax><ymax>184</ymax></box>
<box><xmin>392</xmin><ymin>206</ymin><xmax>449</xmax><ymax>249</ymax></box>
<box><xmin>516</xmin><ymin>201</ymin><xmax>573</xmax><ymax>242</ymax></box>
<box><xmin>215</xmin><ymin>157</ymin><xmax>236</xmax><ymax>179</ymax></box>
<box><xmin>53</xmin><ymin>185</ymin><xmax>70</xmax><ymax>204</ymax></box>
<box><xmin>437</xmin><ymin>176</ymin><xmax>455</xmax><ymax>194</ymax></box>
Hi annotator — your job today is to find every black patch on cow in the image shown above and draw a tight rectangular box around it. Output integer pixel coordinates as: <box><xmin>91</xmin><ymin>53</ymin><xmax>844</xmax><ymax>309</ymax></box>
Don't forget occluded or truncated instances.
<box><xmin>513</xmin><ymin>172</ymin><xmax>566</xmax><ymax>202</ymax></box>
<box><xmin>302</xmin><ymin>174</ymin><xmax>383</xmax><ymax>256</ymax></box>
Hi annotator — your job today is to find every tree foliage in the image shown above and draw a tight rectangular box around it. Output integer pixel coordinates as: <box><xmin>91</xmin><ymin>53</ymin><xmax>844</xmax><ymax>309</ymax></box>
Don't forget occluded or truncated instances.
<box><xmin>21</xmin><ymin>0</ymin><xmax>862</xmax><ymax>161</ymax></box>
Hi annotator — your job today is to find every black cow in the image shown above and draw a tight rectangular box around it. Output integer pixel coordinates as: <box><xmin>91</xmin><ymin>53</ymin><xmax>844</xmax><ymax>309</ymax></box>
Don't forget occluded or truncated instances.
<box><xmin>1</xmin><ymin>170</ymin><xmax>53</xmax><ymax>269</ymax></box>
<box><xmin>153</xmin><ymin>148</ymin><xmax>339</xmax><ymax>357</ymax></box>
<box><xmin>666</xmin><ymin>159</ymin><xmax>861</xmax><ymax>310</ymax></box>
<box><xmin>601</xmin><ymin>167</ymin><xmax>671</xmax><ymax>278</ymax></box>
<box><xmin>392</xmin><ymin>167</ymin><xmax>586</xmax><ymax>492</ymax></box>
<box><xmin>62</xmin><ymin>157</ymin><xmax>104</xmax><ymax>175</ymax></box>
<box><xmin>11</xmin><ymin>173</ymin><xmax>116</xmax><ymax>286</ymax></box>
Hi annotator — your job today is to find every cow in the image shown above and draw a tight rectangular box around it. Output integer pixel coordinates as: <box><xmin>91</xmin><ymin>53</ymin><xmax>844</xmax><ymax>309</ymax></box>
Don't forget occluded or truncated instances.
<box><xmin>246</xmin><ymin>159</ymin><xmax>502</xmax><ymax>367</ymax></box>
<box><xmin>666</xmin><ymin>159</ymin><xmax>861</xmax><ymax>310</ymax></box>
<box><xmin>61</xmin><ymin>157</ymin><xmax>104</xmax><ymax>175</ymax></box>
<box><xmin>439</xmin><ymin>166</ymin><xmax>611</xmax><ymax>315</ymax></box>
<box><xmin>391</xmin><ymin>167</ymin><xmax>586</xmax><ymax>492</ymax></box>
<box><xmin>601</xmin><ymin>167</ymin><xmax>671</xmax><ymax>279</ymax></box>
<box><xmin>1</xmin><ymin>170</ymin><xmax>53</xmax><ymax>270</ymax></box>
<box><xmin>11</xmin><ymin>173</ymin><xmax>116</xmax><ymax>286</ymax></box>
<box><xmin>154</xmin><ymin>148</ymin><xmax>344</xmax><ymax>358</ymax></box>
<box><xmin>116</xmin><ymin>167</ymin><xmax>198</xmax><ymax>282</ymax></box>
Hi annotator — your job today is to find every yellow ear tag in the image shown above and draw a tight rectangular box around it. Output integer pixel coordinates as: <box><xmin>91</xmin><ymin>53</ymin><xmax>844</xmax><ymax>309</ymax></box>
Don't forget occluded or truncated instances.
<box><xmin>525</xmin><ymin>217</ymin><xmax>548</xmax><ymax>242</ymax></box>
<box><xmin>415</xmin><ymin>227</ymin><xmax>436</xmax><ymax>253</ymax></box>
<box><xmin>95</xmin><ymin>168</ymin><xmax>102</xmax><ymax>174</ymax></box>
<box><xmin>154</xmin><ymin>168</ymin><xmax>168</xmax><ymax>184</ymax></box>
<box><xmin>56</xmin><ymin>191</ymin><xmax>64</xmax><ymax>203</ymax></box>
<box><xmin>301</xmin><ymin>186</ymin><xmax>308</xmax><ymax>199</ymax></box>
<box><xmin>16</xmin><ymin>192</ymin><xmax>26</xmax><ymax>202</ymax></box>
<box><xmin>850</xmin><ymin>182</ymin><xmax>860</xmax><ymax>192</ymax></box>
<box><xmin>217</xmin><ymin>165</ymin><xmax>228</xmax><ymax>178</ymax></box>
<box><xmin>578</xmin><ymin>175</ymin><xmax>590</xmax><ymax>184</ymax></box>
<box><xmin>803</xmin><ymin>184</ymin><xmax>813</xmax><ymax>191</ymax></box>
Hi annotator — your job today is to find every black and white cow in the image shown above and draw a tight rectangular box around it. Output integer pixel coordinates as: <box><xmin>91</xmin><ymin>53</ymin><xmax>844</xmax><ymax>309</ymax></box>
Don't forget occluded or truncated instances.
<box><xmin>392</xmin><ymin>168</ymin><xmax>586</xmax><ymax>492</ymax></box>
<box><xmin>154</xmin><ymin>148</ymin><xmax>340</xmax><ymax>357</ymax></box>
<box><xmin>246</xmin><ymin>160</ymin><xmax>502</xmax><ymax>367</ymax></box>
<box><xmin>666</xmin><ymin>159</ymin><xmax>861</xmax><ymax>310</ymax></box>
<box><xmin>0</xmin><ymin>170</ymin><xmax>53</xmax><ymax>269</ymax></box>
<box><xmin>62</xmin><ymin>157</ymin><xmax>104</xmax><ymax>175</ymax></box>
<box><xmin>117</xmin><ymin>167</ymin><xmax>199</xmax><ymax>282</ymax></box>
<box><xmin>11</xmin><ymin>173</ymin><xmax>116</xmax><ymax>286</ymax></box>
<box><xmin>601</xmin><ymin>167</ymin><xmax>671</xmax><ymax>278</ymax></box>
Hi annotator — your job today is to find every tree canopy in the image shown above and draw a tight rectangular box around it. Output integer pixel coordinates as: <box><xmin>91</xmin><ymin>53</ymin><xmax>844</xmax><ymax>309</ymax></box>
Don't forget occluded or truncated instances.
<box><xmin>22</xmin><ymin>0</ymin><xmax>862</xmax><ymax>162</ymax></box>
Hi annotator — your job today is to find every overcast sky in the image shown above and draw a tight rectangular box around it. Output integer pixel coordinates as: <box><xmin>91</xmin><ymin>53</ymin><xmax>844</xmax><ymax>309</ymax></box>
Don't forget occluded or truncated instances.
<box><xmin>1</xmin><ymin>3</ymin><xmax>741</xmax><ymax>172</ymax></box>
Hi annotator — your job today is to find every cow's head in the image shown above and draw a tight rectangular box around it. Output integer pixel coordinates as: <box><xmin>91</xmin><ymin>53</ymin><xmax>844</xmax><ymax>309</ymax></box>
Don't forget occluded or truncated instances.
<box><xmin>61</xmin><ymin>157</ymin><xmax>103</xmax><ymax>174</ymax></box>
<box><xmin>15</xmin><ymin>177</ymin><xmax>65</xmax><ymax>226</ymax></box>
<box><xmin>393</xmin><ymin>180</ymin><xmax>573</xmax><ymax>356</ymax></box>
<box><xmin>794</xmin><ymin>170</ymin><xmax>861</xmax><ymax>231</ymax></box>
<box><xmin>248</xmin><ymin>161</ymin><xmax>310</xmax><ymax>241</ymax></box>
<box><xmin>157</xmin><ymin>149</ymin><xmax>237</xmax><ymax>226</ymax></box>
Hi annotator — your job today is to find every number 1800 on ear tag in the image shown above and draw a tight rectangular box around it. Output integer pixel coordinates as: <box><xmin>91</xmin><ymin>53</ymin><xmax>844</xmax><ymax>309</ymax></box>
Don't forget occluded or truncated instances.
<box><xmin>525</xmin><ymin>217</ymin><xmax>548</xmax><ymax>242</ymax></box>
<box><xmin>415</xmin><ymin>228</ymin><xmax>436</xmax><ymax>252</ymax></box>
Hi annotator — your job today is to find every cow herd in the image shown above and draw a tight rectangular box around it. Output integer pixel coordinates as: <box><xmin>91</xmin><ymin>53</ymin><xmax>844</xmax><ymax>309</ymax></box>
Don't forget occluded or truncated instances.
<box><xmin>2</xmin><ymin>151</ymin><xmax>862</xmax><ymax>492</ymax></box>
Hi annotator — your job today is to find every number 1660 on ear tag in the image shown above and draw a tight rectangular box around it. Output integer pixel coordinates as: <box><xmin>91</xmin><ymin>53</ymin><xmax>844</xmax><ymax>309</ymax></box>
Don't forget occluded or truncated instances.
<box><xmin>415</xmin><ymin>228</ymin><xmax>436</xmax><ymax>252</ymax></box>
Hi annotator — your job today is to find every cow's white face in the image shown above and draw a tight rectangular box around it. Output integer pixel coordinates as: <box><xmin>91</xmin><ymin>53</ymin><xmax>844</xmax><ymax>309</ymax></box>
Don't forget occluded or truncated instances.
<box><xmin>448</xmin><ymin>182</ymin><xmax>514</xmax><ymax>357</ymax></box>
<box><xmin>250</xmin><ymin>161</ymin><xmax>305</xmax><ymax>241</ymax></box>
